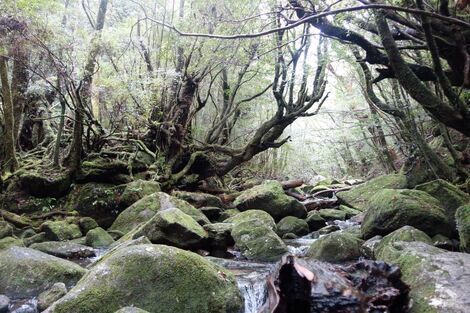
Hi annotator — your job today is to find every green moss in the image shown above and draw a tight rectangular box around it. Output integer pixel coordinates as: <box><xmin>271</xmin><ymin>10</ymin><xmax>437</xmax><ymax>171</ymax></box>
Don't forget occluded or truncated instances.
<box><xmin>40</xmin><ymin>221</ymin><xmax>82</xmax><ymax>241</ymax></box>
<box><xmin>337</xmin><ymin>205</ymin><xmax>361</xmax><ymax>218</ymax></box>
<box><xmin>0</xmin><ymin>221</ymin><xmax>13</xmax><ymax>239</ymax></box>
<box><xmin>86</xmin><ymin>227</ymin><xmax>115</xmax><ymax>248</ymax></box>
<box><xmin>172</xmin><ymin>191</ymin><xmax>223</xmax><ymax>208</ymax></box>
<box><xmin>0</xmin><ymin>236</ymin><xmax>24</xmax><ymax>250</ymax></box>
<box><xmin>218</xmin><ymin>209</ymin><xmax>240</xmax><ymax>222</ymax></box>
<box><xmin>318</xmin><ymin>209</ymin><xmax>347</xmax><ymax>221</ymax></box>
<box><xmin>306</xmin><ymin>232</ymin><xmax>363</xmax><ymax>263</ymax></box>
<box><xmin>456</xmin><ymin>205</ymin><xmax>470</xmax><ymax>252</ymax></box>
<box><xmin>275</xmin><ymin>216</ymin><xmax>309</xmax><ymax>237</ymax></box>
<box><xmin>375</xmin><ymin>226</ymin><xmax>432</xmax><ymax>260</ymax></box>
<box><xmin>305</xmin><ymin>211</ymin><xmax>326</xmax><ymax>231</ymax></box>
<box><xmin>224</xmin><ymin>209</ymin><xmax>275</xmax><ymax>229</ymax></box>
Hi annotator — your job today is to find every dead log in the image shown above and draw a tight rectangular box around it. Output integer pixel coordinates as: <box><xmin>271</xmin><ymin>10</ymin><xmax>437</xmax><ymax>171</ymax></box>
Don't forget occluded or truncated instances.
<box><xmin>281</xmin><ymin>179</ymin><xmax>304</xmax><ymax>190</ymax></box>
<box><xmin>302</xmin><ymin>197</ymin><xmax>338</xmax><ymax>211</ymax></box>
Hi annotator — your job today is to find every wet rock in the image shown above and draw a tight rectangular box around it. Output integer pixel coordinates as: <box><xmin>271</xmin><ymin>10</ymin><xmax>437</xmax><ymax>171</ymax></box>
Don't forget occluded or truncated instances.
<box><xmin>114</xmin><ymin>307</ymin><xmax>149</xmax><ymax>313</ymax></box>
<box><xmin>85</xmin><ymin>227</ymin><xmax>115</xmax><ymax>248</ymax></box>
<box><xmin>306</xmin><ymin>232</ymin><xmax>364</xmax><ymax>263</ymax></box>
<box><xmin>233</xmin><ymin>180</ymin><xmax>307</xmax><ymax>220</ymax></box>
<box><xmin>317</xmin><ymin>224</ymin><xmax>340</xmax><ymax>235</ymax></box>
<box><xmin>0</xmin><ymin>246</ymin><xmax>86</xmax><ymax>298</ymax></box>
<box><xmin>361</xmin><ymin>189</ymin><xmax>452</xmax><ymax>239</ymax></box>
<box><xmin>0</xmin><ymin>221</ymin><xmax>13</xmax><ymax>239</ymax></box>
<box><xmin>40</xmin><ymin>221</ymin><xmax>82</xmax><ymax>241</ymax></box>
<box><xmin>0</xmin><ymin>236</ymin><xmax>24</xmax><ymax>250</ymax></box>
<box><xmin>318</xmin><ymin>209</ymin><xmax>346</xmax><ymax>222</ymax></box>
<box><xmin>172</xmin><ymin>191</ymin><xmax>224</xmax><ymax>208</ymax></box>
<box><xmin>377</xmin><ymin>241</ymin><xmax>470</xmax><ymax>313</ymax></box>
<box><xmin>276</xmin><ymin>217</ymin><xmax>309</xmax><ymax>238</ymax></box>
<box><xmin>305</xmin><ymin>211</ymin><xmax>326</xmax><ymax>231</ymax></box>
<box><xmin>131</xmin><ymin>208</ymin><xmax>208</xmax><ymax>250</ymax></box>
<box><xmin>360</xmin><ymin>235</ymin><xmax>382</xmax><ymax>259</ymax></box>
<box><xmin>44</xmin><ymin>244</ymin><xmax>242</xmax><ymax>313</ymax></box>
<box><xmin>375</xmin><ymin>226</ymin><xmax>433</xmax><ymax>261</ymax></box>
<box><xmin>110</xmin><ymin>192</ymin><xmax>209</xmax><ymax>234</ymax></box>
<box><xmin>224</xmin><ymin>210</ymin><xmax>276</xmax><ymax>229</ymax></box>
<box><xmin>24</xmin><ymin>232</ymin><xmax>47</xmax><ymax>247</ymax></box>
<box><xmin>78</xmin><ymin>217</ymin><xmax>98</xmax><ymax>234</ymax></box>
<box><xmin>11</xmin><ymin>301</ymin><xmax>37</xmax><ymax>313</ymax></box>
<box><xmin>455</xmin><ymin>205</ymin><xmax>470</xmax><ymax>252</ymax></box>
<box><xmin>337</xmin><ymin>174</ymin><xmax>407</xmax><ymax>211</ymax></box>
<box><xmin>199</xmin><ymin>206</ymin><xmax>223</xmax><ymax>222</ymax></box>
<box><xmin>203</xmin><ymin>223</ymin><xmax>234</xmax><ymax>249</ymax></box>
<box><xmin>231</xmin><ymin>221</ymin><xmax>288</xmax><ymax>262</ymax></box>
<box><xmin>30</xmin><ymin>241</ymin><xmax>95</xmax><ymax>259</ymax></box>
<box><xmin>38</xmin><ymin>283</ymin><xmax>67</xmax><ymax>311</ymax></box>
<box><xmin>0</xmin><ymin>295</ymin><xmax>10</xmax><ymax>313</ymax></box>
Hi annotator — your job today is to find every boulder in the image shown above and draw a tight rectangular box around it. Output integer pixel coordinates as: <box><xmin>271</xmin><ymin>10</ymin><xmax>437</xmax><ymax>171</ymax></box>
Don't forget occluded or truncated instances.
<box><xmin>374</xmin><ymin>226</ymin><xmax>433</xmax><ymax>260</ymax></box>
<box><xmin>30</xmin><ymin>241</ymin><xmax>95</xmax><ymax>259</ymax></box>
<box><xmin>44</xmin><ymin>244</ymin><xmax>242</xmax><ymax>313</ymax></box>
<box><xmin>0</xmin><ymin>295</ymin><xmax>10</xmax><ymax>313</ymax></box>
<box><xmin>0</xmin><ymin>247</ymin><xmax>86</xmax><ymax>298</ymax></box>
<box><xmin>306</xmin><ymin>232</ymin><xmax>364</xmax><ymax>263</ymax></box>
<box><xmin>199</xmin><ymin>206</ymin><xmax>223</xmax><ymax>222</ymax></box>
<box><xmin>203</xmin><ymin>223</ymin><xmax>234</xmax><ymax>249</ymax></box>
<box><xmin>24</xmin><ymin>232</ymin><xmax>47</xmax><ymax>246</ymax></box>
<box><xmin>173</xmin><ymin>191</ymin><xmax>224</xmax><ymax>208</ymax></box>
<box><xmin>114</xmin><ymin>308</ymin><xmax>149</xmax><ymax>313</ymax></box>
<box><xmin>20</xmin><ymin>228</ymin><xmax>37</xmax><ymax>239</ymax></box>
<box><xmin>85</xmin><ymin>227</ymin><xmax>115</xmax><ymax>248</ymax></box>
<box><xmin>231</xmin><ymin>221</ymin><xmax>288</xmax><ymax>262</ymax></box>
<box><xmin>377</xmin><ymin>241</ymin><xmax>470</xmax><ymax>313</ymax></box>
<box><xmin>318</xmin><ymin>209</ymin><xmax>347</xmax><ymax>221</ymax></box>
<box><xmin>233</xmin><ymin>180</ymin><xmax>307</xmax><ymax>220</ymax></box>
<box><xmin>40</xmin><ymin>221</ymin><xmax>82</xmax><ymax>241</ymax></box>
<box><xmin>0</xmin><ymin>210</ymin><xmax>32</xmax><ymax>228</ymax></box>
<box><xmin>318</xmin><ymin>224</ymin><xmax>340</xmax><ymax>235</ymax></box>
<box><xmin>0</xmin><ymin>237</ymin><xmax>24</xmax><ymax>250</ymax></box>
<box><xmin>415</xmin><ymin>179</ymin><xmax>470</xmax><ymax>228</ymax></box>
<box><xmin>360</xmin><ymin>235</ymin><xmax>382</xmax><ymax>259</ymax></box>
<box><xmin>337</xmin><ymin>205</ymin><xmax>361</xmax><ymax>218</ymax></box>
<box><xmin>224</xmin><ymin>210</ymin><xmax>276</xmax><ymax>229</ymax></box>
<box><xmin>305</xmin><ymin>211</ymin><xmax>327</xmax><ymax>231</ymax></box>
<box><xmin>337</xmin><ymin>174</ymin><xmax>407</xmax><ymax>211</ymax></box>
<box><xmin>17</xmin><ymin>170</ymin><xmax>72</xmax><ymax>198</ymax></box>
<box><xmin>456</xmin><ymin>205</ymin><xmax>470</xmax><ymax>252</ymax></box>
<box><xmin>361</xmin><ymin>189</ymin><xmax>452</xmax><ymax>239</ymax></box>
<box><xmin>118</xmin><ymin>180</ymin><xmax>161</xmax><ymax>209</ymax></box>
<box><xmin>38</xmin><ymin>283</ymin><xmax>68</xmax><ymax>311</ymax></box>
<box><xmin>131</xmin><ymin>208</ymin><xmax>208</xmax><ymax>250</ymax></box>
<box><xmin>78</xmin><ymin>217</ymin><xmax>99</xmax><ymax>234</ymax></box>
<box><xmin>218</xmin><ymin>209</ymin><xmax>240</xmax><ymax>221</ymax></box>
<box><xmin>0</xmin><ymin>221</ymin><xmax>13</xmax><ymax>239</ymax></box>
<box><xmin>275</xmin><ymin>216</ymin><xmax>309</xmax><ymax>238</ymax></box>
<box><xmin>431</xmin><ymin>234</ymin><xmax>455</xmax><ymax>250</ymax></box>
<box><xmin>110</xmin><ymin>192</ymin><xmax>209</xmax><ymax>234</ymax></box>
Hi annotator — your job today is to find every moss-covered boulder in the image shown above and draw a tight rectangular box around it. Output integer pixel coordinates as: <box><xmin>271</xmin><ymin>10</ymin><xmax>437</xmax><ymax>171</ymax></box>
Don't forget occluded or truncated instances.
<box><xmin>0</xmin><ymin>210</ymin><xmax>32</xmax><ymax>228</ymax></box>
<box><xmin>231</xmin><ymin>221</ymin><xmax>288</xmax><ymax>262</ymax></box>
<box><xmin>337</xmin><ymin>174</ymin><xmax>407</xmax><ymax>211</ymax></box>
<box><xmin>24</xmin><ymin>232</ymin><xmax>47</xmax><ymax>246</ymax></box>
<box><xmin>233</xmin><ymin>181</ymin><xmax>307</xmax><ymax>220</ymax></box>
<box><xmin>318</xmin><ymin>209</ymin><xmax>347</xmax><ymax>221</ymax></box>
<box><xmin>275</xmin><ymin>216</ymin><xmax>309</xmax><ymax>238</ymax></box>
<box><xmin>17</xmin><ymin>170</ymin><xmax>72</xmax><ymax>198</ymax></box>
<box><xmin>377</xmin><ymin>241</ymin><xmax>470</xmax><ymax>313</ymax></box>
<box><xmin>38</xmin><ymin>283</ymin><xmax>68</xmax><ymax>312</ymax></box>
<box><xmin>78</xmin><ymin>217</ymin><xmax>99</xmax><ymax>234</ymax></box>
<box><xmin>132</xmin><ymin>208</ymin><xmax>208</xmax><ymax>250</ymax></box>
<box><xmin>199</xmin><ymin>206</ymin><xmax>223</xmax><ymax>222</ymax></box>
<box><xmin>119</xmin><ymin>180</ymin><xmax>161</xmax><ymax>209</ymax></box>
<box><xmin>374</xmin><ymin>226</ymin><xmax>433</xmax><ymax>260</ymax></box>
<box><xmin>85</xmin><ymin>227</ymin><xmax>115</xmax><ymax>248</ymax></box>
<box><xmin>44</xmin><ymin>244</ymin><xmax>242</xmax><ymax>313</ymax></box>
<box><xmin>114</xmin><ymin>308</ymin><xmax>149</xmax><ymax>313</ymax></box>
<box><xmin>110</xmin><ymin>192</ymin><xmax>209</xmax><ymax>234</ymax></box>
<box><xmin>203</xmin><ymin>223</ymin><xmax>234</xmax><ymax>249</ymax></box>
<box><xmin>0</xmin><ymin>236</ymin><xmax>24</xmax><ymax>250</ymax></box>
<box><xmin>30</xmin><ymin>241</ymin><xmax>95</xmax><ymax>259</ymax></box>
<box><xmin>337</xmin><ymin>205</ymin><xmax>361</xmax><ymax>218</ymax></box>
<box><xmin>219</xmin><ymin>209</ymin><xmax>240</xmax><ymax>221</ymax></box>
<box><xmin>40</xmin><ymin>221</ymin><xmax>82</xmax><ymax>241</ymax></box>
<box><xmin>306</xmin><ymin>232</ymin><xmax>364</xmax><ymax>263</ymax></box>
<box><xmin>415</xmin><ymin>179</ymin><xmax>470</xmax><ymax>229</ymax></box>
<box><xmin>361</xmin><ymin>189</ymin><xmax>452</xmax><ymax>239</ymax></box>
<box><xmin>0</xmin><ymin>246</ymin><xmax>86</xmax><ymax>298</ymax></box>
<box><xmin>173</xmin><ymin>191</ymin><xmax>224</xmax><ymax>208</ymax></box>
<box><xmin>0</xmin><ymin>221</ymin><xmax>13</xmax><ymax>239</ymax></box>
<box><xmin>224</xmin><ymin>210</ymin><xmax>276</xmax><ymax>229</ymax></box>
<box><xmin>305</xmin><ymin>211</ymin><xmax>327</xmax><ymax>231</ymax></box>
<box><xmin>360</xmin><ymin>235</ymin><xmax>382</xmax><ymax>259</ymax></box>
<box><xmin>456</xmin><ymin>205</ymin><xmax>470</xmax><ymax>252</ymax></box>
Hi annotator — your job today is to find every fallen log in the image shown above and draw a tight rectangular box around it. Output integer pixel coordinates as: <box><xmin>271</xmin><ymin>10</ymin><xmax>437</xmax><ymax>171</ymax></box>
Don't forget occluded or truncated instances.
<box><xmin>281</xmin><ymin>179</ymin><xmax>304</xmax><ymax>190</ymax></box>
<box><xmin>302</xmin><ymin>197</ymin><xmax>338</xmax><ymax>211</ymax></box>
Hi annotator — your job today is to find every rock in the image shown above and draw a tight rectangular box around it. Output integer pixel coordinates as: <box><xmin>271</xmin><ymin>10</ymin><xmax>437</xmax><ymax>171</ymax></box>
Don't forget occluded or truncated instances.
<box><xmin>275</xmin><ymin>216</ymin><xmax>309</xmax><ymax>238</ymax></box>
<box><xmin>110</xmin><ymin>192</ymin><xmax>209</xmax><ymax>234</ymax></box>
<box><xmin>415</xmin><ymin>179</ymin><xmax>470</xmax><ymax>229</ymax></box>
<box><xmin>85</xmin><ymin>227</ymin><xmax>115</xmax><ymax>248</ymax></box>
<box><xmin>361</xmin><ymin>189</ymin><xmax>452</xmax><ymax>239</ymax></box>
<box><xmin>432</xmin><ymin>234</ymin><xmax>455</xmax><ymax>250</ymax></box>
<box><xmin>0</xmin><ymin>221</ymin><xmax>13</xmax><ymax>239</ymax></box>
<box><xmin>24</xmin><ymin>232</ymin><xmax>47</xmax><ymax>246</ymax></box>
<box><xmin>131</xmin><ymin>208</ymin><xmax>208</xmax><ymax>250</ymax></box>
<box><xmin>30</xmin><ymin>241</ymin><xmax>95</xmax><ymax>259</ymax></box>
<box><xmin>0</xmin><ymin>236</ymin><xmax>24</xmax><ymax>250</ymax></box>
<box><xmin>78</xmin><ymin>217</ymin><xmax>99</xmax><ymax>234</ymax></box>
<box><xmin>231</xmin><ymin>221</ymin><xmax>288</xmax><ymax>262</ymax></box>
<box><xmin>20</xmin><ymin>228</ymin><xmax>36</xmax><ymax>239</ymax></box>
<box><xmin>317</xmin><ymin>224</ymin><xmax>340</xmax><ymax>235</ymax></box>
<box><xmin>17</xmin><ymin>170</ymin><xmax>72</xmax><ymax>198</ymax></box>
<box><xmin>11</xmin><ymin>302</ymin><xmax>37</xmax><ymax>313</ymax></box>
<box><xmin>0</xmin><ymin>246</ymin><xmax>86</xmax><ymax>298</ymax></box>
<box><xmin>306</xmin><ymin>232</ymin><xmax>364</xmax><ymax>263</ymax></box>
<box><xmin>218</xmin><ymin>209</ymin><xmax>240</xmax><ymax>221</ymax></box>
<box><xmin>305</xmin><ymin>211</ymin><xmax>327</xmax><ymax>231</ymax></box>
<box><xmin>318</xmin><ymin>209</ymin><xmax>347</xmax><ymax>221</ymax></box>
<box><xmin>337</xmin><ymin>205</ymin><xmax>361</xmax><ymax>218</ymax></box>
<box><xmin>114</xmin><ymin>308</ymin><xmax>149</xmax><ymax>313</ymax></box>
<box><xmin>44</xmin><ymin>244</ymin><xmax>242</xmax><ymax>313</ymax></box>
<box><xmin>40</xmin><ymin>221</ymin><xmax>82</xmax><ymax>241</ymax></box>
<box><xmin>233</xmin><ymin>180</ymin><xmax>307</xmax><ymax>220</ymax></box>
<box><xmin>38</xmin><ymin>283</ymin><xmax>67</xmax><ymax>311</ymax></box>
<box><xmin>374</xmin><ymin>226</ymin><xmax>433</xmax><ymax>260</ymax></box>
<box><xmin>119</xmin><ymin>180</ymin><xmax>161</xmax><ymax>208</ymax></box>
<box><xmin>203</xmin><ymin>223</ymin><xmax>234</xmax><ymax>249</ymax></box>
<box><xmin>78</xmin><ymin>158</ymin><xmax>132</xmax><ymax>184</ymax></box>
<box><xmin>455</xmin><ymin>205</ymin><xmax>470</xmax><ymax>252</ymax></box>
<box><xmin>0</xmin><ymin>210</ymin><xmax>32</xmax><ymax>228</ymax></box>
<box><xmin>0</xmin><ymin>295</ymin><xmax>10</xmax><ymax>313</ymax></box>
<box><xmin>360</xmin><ymin>235</ymin><xmax>382</xmax><ymax>259</ymax></box>
<box><xmin>199</xmin><ymin>206</ymin><xmax>223</xmax><ymax>222</ymax></box>
<box><xmin>377</xmin><ymin>241</ymin><xmax>470</xmax><ymax>313</ymax></box>
<box><xmin>337</xmin><ymin>174</ymin><xmax>407</xmax><ymax>211</ymax></box>
<box><xmin>173</xmin><ymin>191</ymin><xmax>224</xmax><ymax>208</ymax></box>
<box><xmin>282</xmin><ymin>233</ymin><xmax>298</xmax><ymax>239</ymax></box>
<box><xmin>224</xmin><ymin>210</ymin><xmax>276</xmax><ymax>229</ymax></box>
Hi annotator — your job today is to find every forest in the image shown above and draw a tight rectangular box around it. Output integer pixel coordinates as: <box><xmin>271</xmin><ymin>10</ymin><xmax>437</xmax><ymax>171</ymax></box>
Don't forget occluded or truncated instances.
<box><xmin>0</xmin><ymin>0</ymin><xmax>469</xmax><ymax>312</ymax></box>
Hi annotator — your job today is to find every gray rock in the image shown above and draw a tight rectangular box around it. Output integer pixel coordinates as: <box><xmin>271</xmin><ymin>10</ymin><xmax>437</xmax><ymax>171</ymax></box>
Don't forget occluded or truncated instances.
<box><xmin>30</xmin><ymin>241</ymin><xmax>95</xmax><ymax>259</ymax></box>
<box><xmin>360</xmin><ymin>235</ymin><xmax>382</xmax><ymax>259</ymax></box>
<box><xmin>0</xmin><ymin>295</ymin><xmax>10</xmax><ymax>313</ymax></box>
<box><xmin>38</xmin><ymin>283</ymin><xmax>67</xmax><ymax>311</ymax></box>
<box><xmin>114</xmin><ymin>307</ymin><xmax>149</xmax><ymax>313</ymax></box>
<box><xmin>85</xmin><ymin>227</ymin><xmax>115</xmax><ymax>248</ymax></box>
